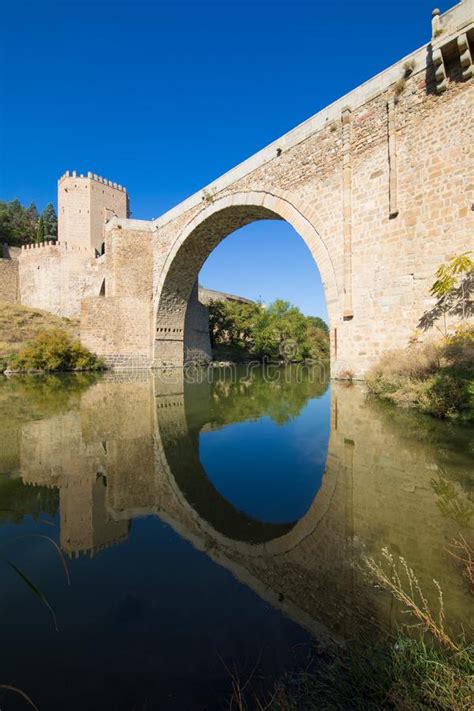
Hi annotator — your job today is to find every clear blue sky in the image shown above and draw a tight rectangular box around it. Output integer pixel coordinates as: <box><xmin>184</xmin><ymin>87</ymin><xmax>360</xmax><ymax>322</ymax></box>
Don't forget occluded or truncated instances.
<box><xmin>0</xmin><ymin>0</ymin><xmax>446</xmax><ymax>318</ymax></box>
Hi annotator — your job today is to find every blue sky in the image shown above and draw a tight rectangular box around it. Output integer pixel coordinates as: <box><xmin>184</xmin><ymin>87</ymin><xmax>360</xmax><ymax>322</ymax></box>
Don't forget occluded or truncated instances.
<box><xmin>0</xmin><ymin>0</ymin><xmax>446</xmax><ymax>318</ymax></box>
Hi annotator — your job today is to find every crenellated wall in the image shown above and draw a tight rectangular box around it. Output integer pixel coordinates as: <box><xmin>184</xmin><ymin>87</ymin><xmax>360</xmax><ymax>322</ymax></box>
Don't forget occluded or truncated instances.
<box><xmin>18</xmin><ymin>241</ymin><xmax>106</xmax><ymax>318</ymax></box>
<box><xmin>13</xmin><ymin>171</ymin><xmax>128</xmax><ymax>318</ymax></box>
<box><xmin>58</xmin><ymin>170</ymin><xmax>128</xmax><ymax>255</ymax></box>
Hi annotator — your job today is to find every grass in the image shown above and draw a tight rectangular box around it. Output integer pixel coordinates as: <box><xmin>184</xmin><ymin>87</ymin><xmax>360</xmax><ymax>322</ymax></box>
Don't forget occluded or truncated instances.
<box><xmin>0</xmin><ymin>300</ymin><xmax>79</xmax><ymax>363</ymax></box>
<box><xmin>228</xmin><ymin>548</ymin><xmax>474</xmax><ymax>710</ymax></box>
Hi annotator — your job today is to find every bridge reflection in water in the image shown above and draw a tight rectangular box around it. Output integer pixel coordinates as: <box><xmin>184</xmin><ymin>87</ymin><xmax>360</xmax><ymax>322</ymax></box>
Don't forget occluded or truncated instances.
<box><xmin>7</xmin><ymin>367</ymin><xmax>471</xmax><ymax>651</ymax></box>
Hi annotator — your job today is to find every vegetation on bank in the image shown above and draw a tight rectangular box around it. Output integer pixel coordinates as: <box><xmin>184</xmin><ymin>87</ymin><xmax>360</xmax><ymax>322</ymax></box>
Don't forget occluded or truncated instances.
<box><xmin>208</xmin><ymin>298</ymin><xmax>329</xmax><ymax>363</ymax></box>
<box><xmin>230</xmin><ymin>547</ymin><xmax>474</xmax><ymax>711</ymax></box>
<box><xmin>0</xmin><ymin>198</ymin><xmax>57</xmax><ymax>246</ymax></box>
<box><xmin>0</xmin><ymin>301</ymin><xmax>79</xmax><ymax>363</ymax></box>
<box><xmin>5</xmin><ymin>328</ymin><xmax>103</xmax><ymax>373</ymax></box>
<box><xmin>0</xmin><ymin>302</ymin><xmax>102</xmax><ymax>373</ymax></box>
<box><xmin>366</xmin><ymin>326</ymin><xmax>474</xmax><ymax>420</ymax></box>
<box><xmin>367</xmin><ymin>253</ymin><xmax>473</xmax><ymax>420</ymax></box>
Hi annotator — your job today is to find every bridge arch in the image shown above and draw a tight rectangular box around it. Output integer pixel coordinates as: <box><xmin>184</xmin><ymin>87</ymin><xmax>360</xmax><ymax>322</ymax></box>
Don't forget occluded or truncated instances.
<box><xmin>154</xmin><ymin>190</ymin><xmax>341</xmax><ymax>367</ymax></box>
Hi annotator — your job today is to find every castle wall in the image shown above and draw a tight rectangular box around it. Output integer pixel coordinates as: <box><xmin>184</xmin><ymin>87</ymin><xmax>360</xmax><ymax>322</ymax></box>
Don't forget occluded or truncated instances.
<box><xmin>18</xmin><ymin>243</ymin><xmax>105</xmax><ymax>318</ymax></box>
<box><xmin>81</xmin><ymin>295</ymin><xmax>152</xmax><ymax>369</ymax></box>
<box><xmin>0</xmin><ymin>257</ymin><xmax>19</xmax><ymax>303</ymax></box>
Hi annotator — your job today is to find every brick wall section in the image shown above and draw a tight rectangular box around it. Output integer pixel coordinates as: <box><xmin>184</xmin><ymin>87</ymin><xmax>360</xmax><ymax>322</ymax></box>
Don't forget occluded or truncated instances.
<box><xmin>0</xmin><ymin>258</ymin><xmax>19</xmax><ymax>302</ymax></box>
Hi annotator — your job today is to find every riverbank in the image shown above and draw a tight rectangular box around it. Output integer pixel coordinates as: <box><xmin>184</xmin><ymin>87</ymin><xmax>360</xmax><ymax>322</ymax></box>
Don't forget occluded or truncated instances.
<box><xmin>0</xmin><ymin>301</ymin><xmax>79</xmax><ymax>367</ymax></box>
<box><xmin>366</xmin><ymin>328</ymin><xmax>474</xmax><ymax>422</ymax></box>
<box><xmin>0</xmin><ymin>302</ymin><xmax>102</xmax><ymax>373</ymax></box>
<box><xmin>231</xmin><ymin>550</ymin><xmax>474</xmax><ymax>710</ymax></box>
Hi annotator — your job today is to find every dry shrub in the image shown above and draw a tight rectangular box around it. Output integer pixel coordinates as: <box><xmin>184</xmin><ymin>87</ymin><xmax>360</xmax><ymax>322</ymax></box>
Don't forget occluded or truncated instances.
<box><xmin>446</xmin><ymin>535</ymin><xmax>474</xmax><ymax>592</ymax></box>
<box><xmin>369</xmin><ymin>341</ymin><xmax>440</xmax><ymax>382</ymax></box>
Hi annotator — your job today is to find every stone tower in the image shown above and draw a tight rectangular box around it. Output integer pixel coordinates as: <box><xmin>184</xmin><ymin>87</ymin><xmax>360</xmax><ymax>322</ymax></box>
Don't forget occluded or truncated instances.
<box><xmin>57</xmin><ymin>170</ymin><xmax>128</xmax><ymax>255</ymax></box>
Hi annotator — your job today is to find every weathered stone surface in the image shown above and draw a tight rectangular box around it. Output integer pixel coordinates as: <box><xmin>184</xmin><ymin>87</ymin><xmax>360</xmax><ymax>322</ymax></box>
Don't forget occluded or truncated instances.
<box><xmin>0</xmin><ymin>256</ymin><xmax>19</xmax><ymax>302</ymax></box>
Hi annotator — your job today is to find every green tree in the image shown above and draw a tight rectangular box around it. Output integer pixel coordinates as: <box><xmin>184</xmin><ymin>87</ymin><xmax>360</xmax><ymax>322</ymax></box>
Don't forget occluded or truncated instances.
<box><xmin>0</xmin><ymin>199</ymin><xmax>39</xmax><ymax>246</ymax></box>
<box><xmin>207</xmin><ymin>298</ymin><xmax>329</xmax><ymax>363</ymax></box>
<box><xmin>36</xmin><ymin>215</ymin><xmax>45</xmax><ymax>243</ymax></box>
<box><xmin>418</xmin><ymin>252</ymin><xmax>473</xmax><ymax>333</ymax></box>
<box><xmin>42</xmin><ymin>202</ymin><xmax>57</xmax><ymax>240</ymax></box>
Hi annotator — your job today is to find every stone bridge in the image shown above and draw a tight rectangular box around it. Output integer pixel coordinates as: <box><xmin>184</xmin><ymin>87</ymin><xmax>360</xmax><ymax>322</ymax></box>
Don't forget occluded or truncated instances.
<box><xmin>80</xmin><ymin>2</ymin><xmax>474</xmax><ymax>378</ymax></box>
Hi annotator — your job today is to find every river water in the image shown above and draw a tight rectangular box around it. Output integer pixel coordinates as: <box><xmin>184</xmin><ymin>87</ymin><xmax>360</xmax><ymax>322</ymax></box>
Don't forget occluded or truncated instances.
<box><xmin>0</xmin><ymin>367</ymin><xmax>472</xmax><ymax>709</ymax></box>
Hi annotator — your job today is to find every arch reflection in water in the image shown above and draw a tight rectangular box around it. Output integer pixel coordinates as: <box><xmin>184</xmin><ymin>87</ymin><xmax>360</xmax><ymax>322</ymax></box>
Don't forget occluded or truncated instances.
<box><xmin>4</xmin><ymin>367</ymin><xmax>473</xmax><ymax>651</ymax></box>
<box><xmin>162</xmin><ymin>367</ymin><xmax>330</xmax><ymax>544</ymax></box>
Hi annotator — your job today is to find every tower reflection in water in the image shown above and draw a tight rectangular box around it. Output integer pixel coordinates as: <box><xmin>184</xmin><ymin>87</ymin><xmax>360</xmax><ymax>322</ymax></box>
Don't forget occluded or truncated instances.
<box><xmin>5</xmin><ymin>367</ymin><xmax>471</xmax><ymax>650</ymax></box>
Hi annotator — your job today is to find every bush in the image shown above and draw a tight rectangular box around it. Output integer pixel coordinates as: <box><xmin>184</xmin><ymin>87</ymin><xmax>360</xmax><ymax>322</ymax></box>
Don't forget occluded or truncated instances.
<box><xmin>442</xmin><ymin>326</ymin><xmax>474</xmax><ymax>370</ymax></box>
<box><xmin>7</xmin><ymin>329</ymin><xmax>104</xmax><ymax>372</ymax></box>
<box><xmin>366</xmin><ymin>330</ymin><xmax>473</xmax><ymax>420</ymax></box>
<box><xmin>423</xmin><ymin>372</ymin><xmax>472</xmax><ymax>418</ymax></box>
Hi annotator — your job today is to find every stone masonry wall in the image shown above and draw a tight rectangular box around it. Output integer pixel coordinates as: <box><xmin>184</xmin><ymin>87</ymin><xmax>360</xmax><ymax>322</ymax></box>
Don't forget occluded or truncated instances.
<box><xmin>0</xmin><ymin>258</ymin><xmax>19</xmax><ymax>302</ymax></box>
<box><xmin>19</xmin><ymin>243</ymin><xmax>105</xmax><ymax>318</ymax></box>
<box><xmin>58</xmin><ymin>171</ymin><xmax>128</xmax><ymax>254</ymax></box>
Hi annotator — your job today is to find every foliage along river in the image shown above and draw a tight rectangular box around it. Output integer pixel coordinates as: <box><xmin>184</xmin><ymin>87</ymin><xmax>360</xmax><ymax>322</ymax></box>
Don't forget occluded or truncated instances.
<box><xmin>0</xmin><ymin>367</ymin><xmax>472</xmax><ymax>710</ymax></box>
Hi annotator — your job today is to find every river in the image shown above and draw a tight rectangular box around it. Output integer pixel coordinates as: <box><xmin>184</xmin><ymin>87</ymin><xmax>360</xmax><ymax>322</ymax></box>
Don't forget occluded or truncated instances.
<box><xmin>0</xmin><ymin>367</ymin><xmax>472</xmax><ymax>709</ymax></box>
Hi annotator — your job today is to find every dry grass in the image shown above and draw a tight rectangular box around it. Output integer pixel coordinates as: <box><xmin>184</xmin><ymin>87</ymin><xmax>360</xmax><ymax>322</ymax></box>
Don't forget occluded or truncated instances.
<box><xmin>366</xmin><ymin>332</ymin><xmax>474</xmax><ymax>419</ymax></box>
<box><xmin>446</xmin><ymin>535</ymin><xmax>474</xmax><ymax>593</ymax></box>
<box><xmin>227</xmin><ymin>547</ymin><xmax>474</xmax><ymax>710</ymax></box>
<box><xmin>0</xmin><ymin>301</ymin><xmax>79</xmax><ymax>360</ymax></box>
<box><xmin>366</xmin><ymin>548</ymin><xmax>460</xmax><ymax>653</ymax></box>
<box><xmin>368</xmin><ymin>341</ymin><xmax>440</xmax><ymax>382</ymax></box>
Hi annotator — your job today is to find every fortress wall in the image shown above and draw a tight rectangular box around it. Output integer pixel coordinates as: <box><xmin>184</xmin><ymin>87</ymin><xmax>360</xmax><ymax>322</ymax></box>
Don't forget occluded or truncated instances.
<box><xmin>88</xmin><ymin>175</ymin><xmax>128</xmax><ymax>254</ymax></box>
<box><xmin>105</xmin><ymin>223</ymin><xmax>154</xmax><ymax>298</ymax></box>
<box><xmin>18</xmin><ymin>244</ymin><xmax>105</xmax><ymax>318</ymax></box>
<box><xmin>81</xmin><ymin>295</ymin><xmax>152</xmax><ymax>369</ymax></box>
<box><xmin>0</xmin><ymin>257</ymin><xmax>19</xmax><ymax>302</ymax></box>
<box><xmin>58</xmin><ymin>178</ymin><xmax>91</xmax><ymax>250</ymax></box>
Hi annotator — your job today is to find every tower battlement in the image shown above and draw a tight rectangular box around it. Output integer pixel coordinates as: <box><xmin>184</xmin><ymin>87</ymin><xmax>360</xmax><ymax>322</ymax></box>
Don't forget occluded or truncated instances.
<box><xmin>58</xmin><ymin>170</ymin><xmax>127</xmax><ymax>192</ymax></box>
<box><xmin>58</xmin><ymin>169</ymin><xmax>129</xmax><ymax>255</ymax></box>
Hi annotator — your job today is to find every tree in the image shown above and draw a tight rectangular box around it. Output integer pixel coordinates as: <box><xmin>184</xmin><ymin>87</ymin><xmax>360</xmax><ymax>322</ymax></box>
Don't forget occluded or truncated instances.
<box><xmin>418</xmin><ymin>252</ymin><xmax>473</xmax><ymax>334</ymax></box>
<box><xmin>207</xmin><ymin>298</ymin><xmax>329</xmax><ymax>362</ymax></box>
<box><xmin>0</xmin><ymin>199</ymin><xmax>39</xmax><ymax>246</ymax></box>
<box><xmin>36</xmin><ymin>215</ymin><xmax>45</xmax><ymax>243</ymax></box>
<box><xmin>42</xmin><ymin>203</ymin><xmax>57</xmax><ymax>240</ymax></box>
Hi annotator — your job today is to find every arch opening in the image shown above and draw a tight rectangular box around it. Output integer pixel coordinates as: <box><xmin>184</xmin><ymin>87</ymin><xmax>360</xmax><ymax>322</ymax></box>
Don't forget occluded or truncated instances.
<box><xmin>154</xmin><ymin>192</ymin><xmax>339</xmax><ymax>368</ymax></box>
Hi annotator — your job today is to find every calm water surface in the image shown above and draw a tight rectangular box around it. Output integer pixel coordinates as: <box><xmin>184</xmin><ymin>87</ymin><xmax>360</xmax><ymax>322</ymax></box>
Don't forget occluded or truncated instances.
<box><xmin>0</xmin><ymin>368</ymin><xmax>472</xmax><ymax>710</ymax></box>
